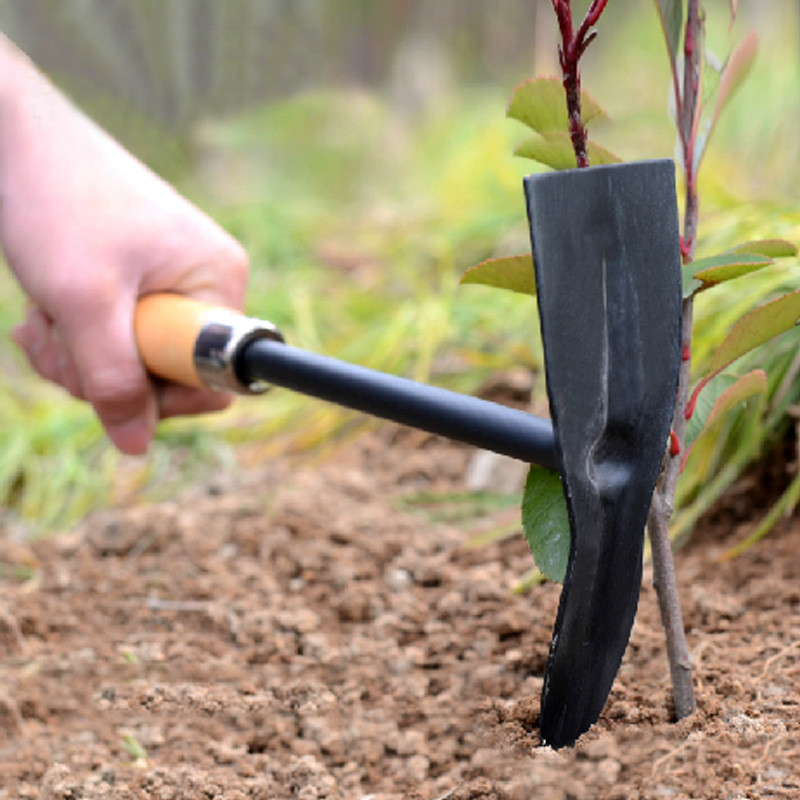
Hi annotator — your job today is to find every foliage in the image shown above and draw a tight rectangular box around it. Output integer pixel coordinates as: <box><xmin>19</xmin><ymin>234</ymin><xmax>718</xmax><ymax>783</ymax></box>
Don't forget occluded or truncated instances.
<box><xmin>0</xmin><ymin>3</ymin><xmax>796</xmax><ymax>537</ymax></box>
<box><xmin>683</xmin><ymin>369</ymin><xmax>766</xmax><ymax>465</ymax></box>
<box><xmin>651</xmin><ymin>0</ymin><xmax>799</xmax><ymax>569</ymax></box>
<box><xmin>656</xmin><ymin>0</ymin><xmax>758</xmax><ymax>179</ymax></box>
<box><xmin>687</xmin><ymin>290</ymin><xmax>800</xmax><ymax>419</ymax></box>
<box><xmin>0</xmin><ymin>88</ymin><xmax>540</xmax><ymax>533</ymax></box>
<box><xmin>507</xmin><ymin>78</ymin><xmax>620</xmax><ymax>169</ymax></box>
<box><xmin>0</xmin><ymin>357</ymin><xmax>236</xmax><ymax>534</ymax></box>
<box><xmin>461</xmin><ymin>254</ymin><xmax>535</xmax><ymax>296</ymax></box>
<box><xmin>460</xmin><ymin>2</ymin><xmax>799</xmax><ymax>580</ymax></box>
<box><xmin>521</xmin><ymin>465</ymin><xmax>569</xmax><ymax>583</ymax></box>
<box><xmin>121</xmin><ymin>733</ymin><xmax>148</xmax><ymax>763</ymax></box>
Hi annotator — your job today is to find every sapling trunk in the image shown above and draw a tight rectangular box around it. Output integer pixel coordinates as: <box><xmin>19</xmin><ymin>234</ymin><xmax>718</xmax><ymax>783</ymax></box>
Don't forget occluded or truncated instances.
<box><xmin>647</xmin><ymin>300</ymin><xmax>696</xmax><ymax>720</ymax></box>
<box><xmin>646</xmin><ymin>0</ymin><xmax>703</xmax><ymax>722</ymax></box>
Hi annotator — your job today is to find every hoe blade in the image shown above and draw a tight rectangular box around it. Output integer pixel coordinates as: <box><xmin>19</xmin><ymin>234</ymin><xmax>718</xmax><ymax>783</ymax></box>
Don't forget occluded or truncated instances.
<box><xmin>524</xmin><ymin>159</ymin><xmax>682</xmax><ymax>748</ymax></box>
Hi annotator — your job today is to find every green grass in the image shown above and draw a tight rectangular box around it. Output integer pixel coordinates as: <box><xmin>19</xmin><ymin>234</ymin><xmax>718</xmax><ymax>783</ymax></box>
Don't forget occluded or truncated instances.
<box><xmin>0</xmin><ymin>86</ymin><xmax>544</xmax><ymax>533</ymax></box>
<box><xmin>1</xmin><ymin>3</ymin><xmax>799</xmax><ymax>539</ymax></box>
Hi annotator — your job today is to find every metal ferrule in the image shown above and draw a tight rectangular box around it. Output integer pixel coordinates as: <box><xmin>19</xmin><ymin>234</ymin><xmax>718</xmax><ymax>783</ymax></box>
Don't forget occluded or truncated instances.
<box><xmin>193</xmin><ymin>311</ymin><xmax>284</xmax><ymax>394</ymax></box>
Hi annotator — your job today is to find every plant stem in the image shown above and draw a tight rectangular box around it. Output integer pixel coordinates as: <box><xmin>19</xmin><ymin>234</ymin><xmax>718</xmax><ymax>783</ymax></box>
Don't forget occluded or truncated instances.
<box><xmin>647</xmin><ymin>300</ymin><xmax>696</xmax><ymax>721</ymax></box>
<box><xmin>551</xmin><ymin>0</ymin><xmax>608</xmax><ymax>168</ymax></box>
<box><xmin>646</xmin><ymin>0</ymin><xmax>704</xmax><ymax>723</ymax></box>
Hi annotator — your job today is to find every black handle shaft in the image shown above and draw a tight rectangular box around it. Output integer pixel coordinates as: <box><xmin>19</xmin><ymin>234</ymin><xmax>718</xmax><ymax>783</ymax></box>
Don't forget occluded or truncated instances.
<box><xmin>238</xmin><ymin>338</ymin><xmax>558</xmax><ymax>469</ymax></box>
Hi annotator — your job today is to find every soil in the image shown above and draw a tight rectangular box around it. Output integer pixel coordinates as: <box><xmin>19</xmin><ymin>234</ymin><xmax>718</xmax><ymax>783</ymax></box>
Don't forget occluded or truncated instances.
<box><xmin>1</xmin><ymin>426</ymin><xmax>799</xmax><ymax>799</ymax></box>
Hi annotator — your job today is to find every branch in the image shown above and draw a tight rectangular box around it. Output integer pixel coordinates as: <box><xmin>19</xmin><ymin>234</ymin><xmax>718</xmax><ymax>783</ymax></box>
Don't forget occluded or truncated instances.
<box><xmin>550</xmin><ymin>0</ymin><xmax>608</xmax><ymax>168</ymax></box>
<box><xmin>679</xmin><ymin>0</ymin><xmax>704</xmax><ymax>211</ymax></box>
<box><xmin>576</xmin><ymin>0</ymin><xmax>610</xmax><ymax>44</ymax></box>
<box><xmin>551</xmin><ymin>0</ymin><xmax>574</xmax><ymax>51</ymax></box>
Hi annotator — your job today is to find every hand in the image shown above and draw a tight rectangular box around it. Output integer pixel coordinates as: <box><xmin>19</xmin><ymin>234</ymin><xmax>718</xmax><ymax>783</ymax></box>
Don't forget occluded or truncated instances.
<box><xmin>0</xmin><ymin>35</ymin><xmax>248</xmax><ymax>455</ymax></box>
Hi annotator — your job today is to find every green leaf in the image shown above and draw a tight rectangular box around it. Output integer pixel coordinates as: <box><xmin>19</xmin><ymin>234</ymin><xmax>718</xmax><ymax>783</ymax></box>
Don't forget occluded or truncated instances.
<box><xmin>522</xmin><ymin>465</ymin><xmax>570</xmax><ymax>583</ymax></box>
<box><xmin>687</xmin><ymin>290</ymin><xmax>800</xmax><ymax>414</ymax></box>
<box><xmin>729</xmin><ymin>239</ymin><xmax>798</xmax><ymax>258</ymax></box>
<box><xmin>685</xmin><ymin>369</ymin><xmax>766</xmax><ymax>450</ymax></box>
<box><xmin>685</xmin><ymin>373</ymin><xmax>738</xmax><ymax>448</ymax></box>
<box><xmin>684</xmin><ymin>252</ymin><xmax>774</xmax><ymax>296</ymax></box>
<box><xmin>702</xmin><ymin>369</ymin><xmax>766</xmax><ymax>431</ymax></box>
<box><xmin>653</xmin><ymin>0</ymin><xmax>683</xmax><ymax>70</ymax></box>
<box><xmin>514</xmin><ymin>132</ymin><xmax>621</xmax><ymax>171</ymax></box>
<box><xmin>710</xmin><ymin>30</ymin><xmax>759</xmax><ymax>136</ymax></box>
<box><xmin>682</xmin><ymin>239</ymin><xmax>797</xmax><ymax>298</ymax></box>
<box><xmin>122</xmin><ymin>733</ymin><xmax>148</xmax><ymax>762</ymax></box>
<box><xmin>460</xmin><ymin>254</ymin><xmax>535</xmax><ymax>295</ymax></box>
<box><xmin>707</xmin><ymin>290</ymin><xmax>800</xmax><ymax>377</ymax></box>
<box><xmin>506</xmin><ymin>77</ymin><xmax>608</xmax><ymax>135</ymax></box>
<box><xmin>693</xmin><ymin>31</ymin><xmax>758</xmax><ymax>172</ymax></box>
<box><xmin>682</xmin><ymin>271</ymin><xmax>704</xmax><ymax>299</ymax></box>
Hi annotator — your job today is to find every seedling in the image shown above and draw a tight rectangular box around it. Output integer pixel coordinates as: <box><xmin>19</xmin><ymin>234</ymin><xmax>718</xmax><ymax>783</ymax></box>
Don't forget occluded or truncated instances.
<box><xmin>462</xmin><ymin>0</ymin><xmax>798</xmax><ymax>724</ymax></box>
<box><xmin>121</xmin><ymin>732</ymin><xmax>148</xmax><ymax>763</ymax></box>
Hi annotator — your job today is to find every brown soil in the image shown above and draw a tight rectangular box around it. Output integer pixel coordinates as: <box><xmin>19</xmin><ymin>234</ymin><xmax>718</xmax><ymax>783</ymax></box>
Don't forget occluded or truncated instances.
<box><xmin>1</xmin><ymin>428</ymin><xmax>799</xmax><ymax>799</ymax></box>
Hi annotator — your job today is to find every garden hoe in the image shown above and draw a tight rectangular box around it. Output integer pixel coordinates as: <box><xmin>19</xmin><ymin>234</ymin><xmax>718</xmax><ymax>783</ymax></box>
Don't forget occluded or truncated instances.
<box><xmin>135</xmin><ymin>159</ymin><xmax>682</xmax><ymax>749</ymax></box>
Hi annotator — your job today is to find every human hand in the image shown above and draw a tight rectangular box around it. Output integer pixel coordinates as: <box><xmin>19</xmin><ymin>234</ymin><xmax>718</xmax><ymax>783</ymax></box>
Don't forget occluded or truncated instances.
<box><xmin>0</xmin><ymin>36</ymin><xmax>248</xmax><ymax>455</ymax></box>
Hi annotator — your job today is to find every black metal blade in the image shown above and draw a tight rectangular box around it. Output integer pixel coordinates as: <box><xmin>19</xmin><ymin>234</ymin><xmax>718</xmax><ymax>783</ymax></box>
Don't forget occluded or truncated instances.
<box><xmin>525</xmin><ymin>159</ymin><xmax>682</xmax><ymax>748</ymax></box>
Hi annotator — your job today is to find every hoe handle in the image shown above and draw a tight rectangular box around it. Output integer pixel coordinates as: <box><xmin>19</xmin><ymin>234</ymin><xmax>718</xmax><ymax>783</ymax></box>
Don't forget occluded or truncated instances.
<box><xmin>135</xmin><ymin>293</ymin><xmax>558</xmax><ymax>468</ymax></box>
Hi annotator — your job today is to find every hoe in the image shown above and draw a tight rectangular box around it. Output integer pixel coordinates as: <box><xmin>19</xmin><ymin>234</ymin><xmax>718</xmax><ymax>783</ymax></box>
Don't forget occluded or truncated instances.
<box><xmin>135</xmin><ymin>159</ymin><xmax>682</xmax><ymax>748</ymax></box>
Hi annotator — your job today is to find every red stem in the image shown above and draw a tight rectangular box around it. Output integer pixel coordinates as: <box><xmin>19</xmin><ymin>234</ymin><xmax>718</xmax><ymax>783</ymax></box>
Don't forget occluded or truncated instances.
<box><xmin>577</xmin><ymin>0</ymin><xmax>609</xmax><ymax>44</ymax></box>
<box><xmin>551</xmin><ymin>0</ymin><xmax>573</xmax><ymax>49</ymax></box>
<box><xmin>550</xmin><ymin>0</ymin><xmax>609</xmax><ymax>168</ymax></box>
<box><xmin>680</xmin><ymin>0</ymin><xmax>703</xmax><ymax>259</ymax></box>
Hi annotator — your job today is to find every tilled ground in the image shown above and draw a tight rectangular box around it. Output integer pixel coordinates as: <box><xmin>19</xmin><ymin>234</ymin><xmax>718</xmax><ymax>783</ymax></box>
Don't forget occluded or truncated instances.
<box><xmin>1</xmin><ymin>429</ymin><xmax>799</xmax><ymax>799</ymax></box>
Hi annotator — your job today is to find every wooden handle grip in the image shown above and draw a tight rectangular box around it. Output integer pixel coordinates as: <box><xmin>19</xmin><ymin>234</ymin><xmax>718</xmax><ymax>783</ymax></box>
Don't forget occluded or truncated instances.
<box><xmin>135</xmin><ymin>293</ymin><xmax>230</xmax><ymax>389</ymax></box>
<box><xmin>135</xmin><ymin>293</ymin><xmax>283</xmax><ymax>393</ymax></box>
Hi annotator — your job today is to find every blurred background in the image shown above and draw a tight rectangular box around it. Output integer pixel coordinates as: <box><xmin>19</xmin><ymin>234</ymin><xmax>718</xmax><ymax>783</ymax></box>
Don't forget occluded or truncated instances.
<box><xmin>0</xmin><ymin>0</ymin><xmax>798</xmax><ymax>536</ymax></box>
